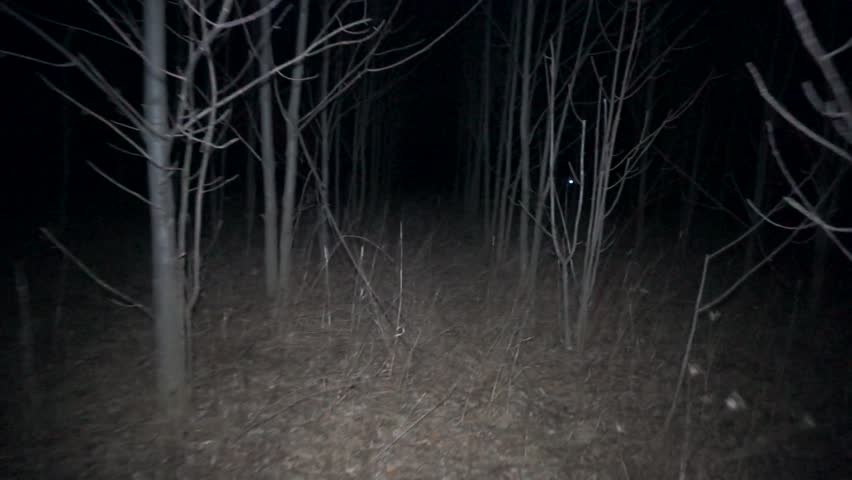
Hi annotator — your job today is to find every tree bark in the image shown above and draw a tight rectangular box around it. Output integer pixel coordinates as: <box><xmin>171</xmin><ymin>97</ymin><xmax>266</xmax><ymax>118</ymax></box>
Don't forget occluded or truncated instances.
<box><xmin>143</xmin><ymin>0</ymin><xmax>187</xmax><ymax>419</ymax></box>
<box><xmin>277</xmin><ymin>0</ymin><xmax>310</xmax><ymax>314</ymax></box>
<box><xmin>259</xmin><ymin>0</ymin><xmax>278</xmax><ymax>297</ymax></box>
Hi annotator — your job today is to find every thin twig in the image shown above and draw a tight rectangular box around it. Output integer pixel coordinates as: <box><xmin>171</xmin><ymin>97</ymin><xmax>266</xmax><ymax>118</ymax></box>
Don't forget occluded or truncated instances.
<box><xmin>87</xmin><ymin>161</ymin><xmax>154</xmax><ymax>206</ymax></box>
<box><xmin>40</xmin><ymin>228</ymin><xmax>152</xmax><ymax>319</ymax></box>
<box><xmin>368</xmin><ymin>0</ymin><xmax>483</xmax><ymax>73</ymax></box>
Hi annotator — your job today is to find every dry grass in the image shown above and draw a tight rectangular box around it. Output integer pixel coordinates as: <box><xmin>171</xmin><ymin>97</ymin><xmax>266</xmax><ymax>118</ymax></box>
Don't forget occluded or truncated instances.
<box><xmin>1</xmin><ymin>209</ymin><xmax>849</xmax><ymax>479</ymax></box>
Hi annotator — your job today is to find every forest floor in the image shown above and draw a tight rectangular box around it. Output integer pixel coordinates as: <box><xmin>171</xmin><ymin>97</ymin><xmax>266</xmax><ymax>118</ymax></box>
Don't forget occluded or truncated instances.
<box><xmin>2</xmin><ymin>204</ymin><xmax>850</xmax><ymax>479</ymax></box>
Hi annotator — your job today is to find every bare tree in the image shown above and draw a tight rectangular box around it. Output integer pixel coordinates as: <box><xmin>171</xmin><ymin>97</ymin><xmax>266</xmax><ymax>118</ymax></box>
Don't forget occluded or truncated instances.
<box><xmin>746</xmin><ymin>0</ymin><xmax>851</xmax><ymax>257</ymax></box>
<box><xmin>274</xmin><ymin>0</ymin><xmax>310</xmax><ymax>317</ymax></box>
<box><xmin>253</xmin><ymin>0</ymin><xmax>403</xmax><ymax>314</ymax></box>
<box><xmin>0</xmin><ymin>0</ymin><xmax>380</xmax><ymax>417</ymax></box>
<box><xmin>475</xmin><ymin>0</ymin><xmax>702</xmax><ymax>348</ymax></box>
<box><xmin>561</xmin><ymin>2</ymin><xmax>680</xmax><ymax>349</ymax></box>
<box><xmin>666</xmin><ymin>0</ymin><xmax>851</xmax><ymax>431</ymax></box>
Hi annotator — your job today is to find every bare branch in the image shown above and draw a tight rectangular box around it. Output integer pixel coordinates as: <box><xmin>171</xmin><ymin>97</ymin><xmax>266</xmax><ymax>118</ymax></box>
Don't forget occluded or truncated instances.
<box><xmin>368</xmin><ymin>0</ymin><xmax>483</xmax><ymax>73</ymax></box>
<box><xmin>785</xmin><ymin>0</ymin><xmax>852</xmax><ymax>137</ymax></box>
<box><xmin>180</xmin><ymin>16</ymin><xmax>376</xmax><ymax>133</ymax></box>
<box><xmin>87</xmin><ymin>0</ymin><xmax>145</xmax><ymax>63</ymax></box>
<box><xmin>746</xmin><ymin>63</ymin><xmax>852</xmax><ymax>163</ymax></box>
<box><xmin>40</xmin><ymin>229</ymin><xmax>153</xmax><ymax>319</ymax></box>
<box><xmin>42</xmin><ymin>78</ymin><xmax>149</xmax><ymax>159</ymax></box>
<box><xmin>825</xmin><ymin>35</ymin><xmax>852</xmax><ymax>59</ymax></box>
<box><xmin>0</xmin><ymin>49</ymin><xmax>74</xmax><ymax>67</ymax></box>
<box><xmin>87</xmin><ymin>161</ymin><xmax>154</xmax><ymax>207</ymax></box>
<box><xmin>766</xmin><ymin>121</ymin><xmax>852</xmax><ymax>261</ymax></box>
<box><xmin>784</xmin><ymin>198</ymin><xmax>852</xmax><ymax>235</ymax></box>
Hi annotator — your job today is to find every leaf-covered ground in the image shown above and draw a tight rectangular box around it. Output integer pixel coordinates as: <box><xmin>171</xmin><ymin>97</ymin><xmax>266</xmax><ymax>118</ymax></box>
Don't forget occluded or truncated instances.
<box><xmin>3</xmin><ymin>208</ymin><xmax>849</xmax><ymax>479</ymax></box>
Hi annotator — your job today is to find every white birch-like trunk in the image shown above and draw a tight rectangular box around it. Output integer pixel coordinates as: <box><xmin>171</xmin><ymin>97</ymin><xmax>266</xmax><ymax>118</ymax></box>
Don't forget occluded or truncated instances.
<box><xmin>143</xmin><ymin>0</ymin><xmax>186</xmax><ymax>418</ymax></box>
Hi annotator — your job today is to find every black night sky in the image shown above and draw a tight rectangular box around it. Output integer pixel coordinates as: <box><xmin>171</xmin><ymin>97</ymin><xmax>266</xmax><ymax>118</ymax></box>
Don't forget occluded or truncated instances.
<box><xmin>1</xmin><ymin>1</ymin><xmax>850</xmax><ymax>478</ymax></box>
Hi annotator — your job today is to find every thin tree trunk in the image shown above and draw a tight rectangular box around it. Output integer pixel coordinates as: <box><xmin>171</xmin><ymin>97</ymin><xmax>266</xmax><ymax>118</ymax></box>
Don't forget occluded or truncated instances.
<box><xmin>333</xmin><ymin>111</ymin><xmax>343</xmax><ymax>216</ymax></box>
<box><xmin>259</xmin><ymin>0</ymin><xmax>278</xmax><ymax>297</ymax></box>
<box><xmin>530</xmin><ymin>0</ymin><xmax>570</xmax><ymax>288</ymax></box>
<box><xmin>277</xmin><ymin>0</ymin><xmax>310</xmax><ymax>314</ymax></box>
<box><xmin>318</xmin><ymin>0</ymin><xmax>332</xmax><ymax>254</ymax></box>
<box><xmin>481</xmin><ymin>0</ymin><xmax>493</xmax><ymax>237</ymax></box>
<box><xmin>348</xmin><ymin>83</ymin><xmax>370</xmax><ymax>222</ymax></box>
<box><xmin>745</xmin><ymin>9</ymin><xmax>793</xmax><ymax>268</ymax></box>
<box><xmin>143</xmin><ymin>0</ymin><xmax>186</xmax><ymax>418</ymax></box>
<box><xmin>14</xmin><ymin>260</ymin><xmax>34</xmax><ymax>403</ymax></box>
<box><xmin>494</xmin><ymin>2</ymin><xmax>521</xmax><ymax>261</ymax></box>
<box><xmin>633</xmin><ymin>7</ymin><xmax>656</xmax><ymax>250</ymax></box>
<box><xmin>245</xmin><ymin>116</ymin><xmax>257</xmax><ymax>254</ymax></box>
<box><xmin>744</xmin><ymin>115</ymin><xmax>768</xmax><ymax>267</ymax></box>
<box><xmin>808</xmin><ymin>146</ymin><xmax>844</xmax><ymax>318</ymax></box>
<box><xmin>368</xmin><ymin>92</ymin><xmax>382</xmax><ymax>210</ymax></box>
<box><xmin>517</xmin><ymin>0</ymin><xmax>535</xmax><ymax>275</ymax></box>
<box><xmin>679</xmin><ymin>122</ymin><xmax>703</xmax><ymax>249</ymax></box>
<box><xmin>53</xmin><ymin>31</ymin><xmax>74</xmax><ymax>357</ymax></box>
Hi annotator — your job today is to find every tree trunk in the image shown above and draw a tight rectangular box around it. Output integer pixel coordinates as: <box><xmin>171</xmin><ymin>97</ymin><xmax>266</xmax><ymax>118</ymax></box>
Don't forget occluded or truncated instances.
<box><xmin>744</xmin><ymin>120</ymin><xmax>767</xmax><ymax>268</ymax></box>
<box><xmin>679</xmin><ymin>100</ymin><xmax>708</xmax><ymax>251</ymax></box>
<box><xmin>143</xmin><ymin>0</ymin><xmax>187</xmax><ymax>419</ymax></box>
<box><xmin>481</xmin><ymin>0</ymin><xmax>493</xmax><ymax>238</ymax></box>
<box><xmin>259</xmin><ymin>0</ymin><xmax>278</xmax><ymax>297</ymax></box>
<box><xmin>317</xmin><ymin>0</ymin><xmax>332</xmax><ymax>255</ymax></box>
<box><xmin>633</xmin><ymin>7</ymin><xmax>657</xmax><ymax>250</ymax></box>
<box><xmin>245</xmin><ymin>118</ymin><xmax>257</xmax><ymax>255</ymax></box>
<box><xmin>517</xmin><ymin>0</ymin><xmax>535</xmax><ymax>275</ymax></box>
<box><xmin>276</xmin><ymin>0</ymin><xmax>310</xmax><ymax>314</ymax></box>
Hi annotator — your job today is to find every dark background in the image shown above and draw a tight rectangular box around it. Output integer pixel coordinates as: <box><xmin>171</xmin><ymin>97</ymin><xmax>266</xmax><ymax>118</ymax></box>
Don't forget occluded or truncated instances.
<box><xmin>0</xmin><ymin>1</ymin><xmax>849</xmax><ymax>315</ymax></box>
